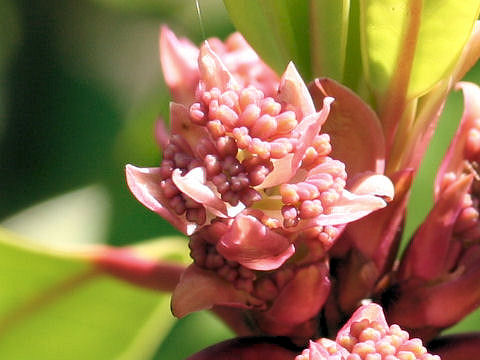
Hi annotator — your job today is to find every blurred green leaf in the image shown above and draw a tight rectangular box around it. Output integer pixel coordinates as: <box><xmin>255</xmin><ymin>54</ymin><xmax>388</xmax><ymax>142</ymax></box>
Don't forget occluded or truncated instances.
<box><xmin>88</xmin><ymin>0</ymin><xmax>182</xmax><ymax>16</ymax></box>
<box><xmin>223</xmin><ymin>0</ymin><xmax>311</xmax><ymax>79</ymax></box>
<box><xmin>1</xmin><ymin>185</ymin><xmax>110</xmax><ymax>246</ymax></box>
<box><xmin>360</xmin><ymin>0</ymin><xmax>479</xmax><ymax>102</ymax></box>
<box><xmin>310</xmin><ymin>0</ymin><xmax>350</xmax><ymax>80</ymax></box>
<box><xmin>0</xmin><ymin>228</ymin><xmax>188</xmax><ymax>360</ymax></box>
<box><xmin>155</xmin><ymin>311</ymin><xmax>234</xmax><ymax>359</ymax></box>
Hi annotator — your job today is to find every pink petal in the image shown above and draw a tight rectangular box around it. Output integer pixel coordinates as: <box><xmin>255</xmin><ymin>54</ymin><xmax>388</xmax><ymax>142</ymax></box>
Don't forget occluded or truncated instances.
<box><xmin>216</xmin><ymin>214</ymin><xmax>295</xmax><ymax>271</ymax></box>
<box><xmin>159</xmin><ymin>26</ymin><xmax>199</xmax><ymax>104</ymax></box>
<box><xmin>309</xmin><ymin>78</ymin><xmax>386</xmax><ymax>176</ymax></box>
<box><xmin>310</xmin><ymin>189</ymin><xmax>388</xmax><ymax>226</ymax></box>
<box><xmin>171</xmin><ymin>167</ymin><xmax>229</xmax><ymax>218</ymax></box>
<box><xmin>348</xmin><ymin>172</ymin><xmax>395</xmax><ymax>201</ymax></box>
<box><xmin>258</xmin><ymin>154</ymin><xmax>294</xmax><ymax>189</ymax></box>
<box><xmin>125</xmin><ymin>164</ymin><xmax>196</xmax><ymax>235</ymax></box>
<box><xmin>260</xmin><ymin>262</ymin><xmax>331</xmax><ymax>329</ymax></box>
<box><xmin>337</xmin><ymin>303</ymin><xmax>388</xmax><ymax>341</ymax></box>
<box><xmin>277</xmin><ymin>62</ymin><xmax>316</xmax><ymax>117</ymax></box>
<box><xmin>260</xmin><ymin>97</ymin><xmax>333</xmax><ymax>189</ymax></box>
<box><xmin>291</xmin><ymin>98</ymin><xmax>334</xmax><ymax>173</ymax></box>
<box><xmin>399</xmin><ymin>174</ymin><xmax>473</xmax><ymax>281</ymax></box>
<box><xmin>171</xmin><ymin>264</ymin><xmax>262</xmax><ymax>318</ymax></box>
<box><xmin>198</xmin><ymin>41</ymin><xmax>240</xmax><ymax>91</ymax></box>
<box><xmin>341</xmin><ymin>170</ymin><xmax>413</xmax><ymax>271</ymax></box>
<box><xmin>187</xmin><ymin>337</ymin><xmax>297</xmax><ymax>360</ymax></box>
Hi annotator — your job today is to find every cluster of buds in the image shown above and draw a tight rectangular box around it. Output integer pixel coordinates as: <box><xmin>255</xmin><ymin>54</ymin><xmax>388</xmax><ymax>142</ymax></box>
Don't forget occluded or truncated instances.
<box><xmin>126</xmin><ymin>27</ymin><xmax>394</xmax><ymax>340</ymax></box>
<box><xmin>121</xmin><ymin>17</ymin><xmax>480</xmax><ymax>359</ymax></box>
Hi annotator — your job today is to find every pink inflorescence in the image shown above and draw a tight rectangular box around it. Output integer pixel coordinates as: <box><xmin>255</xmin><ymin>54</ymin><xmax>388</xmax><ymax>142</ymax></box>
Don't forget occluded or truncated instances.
<box><xmin>337</xmin><ymin>320</ymin><xmax>439</xmax><ymax>360</ymax></box>
<box><xmin>438</xmin><ymin>115</ymin><xmax>480</xmax><ymax>242</ymax></box>
<box><xmin>296</xmin><ymin>304</ymin><xmax>441</xmax><ymax>360</ymax></box>
<box><xmin>183</xmin><ymin>83</ymin><xmax>346</xmax><ymax>226</ymax></box>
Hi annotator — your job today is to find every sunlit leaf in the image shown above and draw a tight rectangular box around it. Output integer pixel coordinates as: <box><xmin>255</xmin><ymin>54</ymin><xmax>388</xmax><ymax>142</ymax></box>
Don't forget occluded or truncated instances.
<box><xmin>0</xmin><ymin>228</ymin><xmax>188</xmax><ymax>360</ymax></box>
<box><xmin>223</xmin><ymin>0</ymin><xmax>311</xmax><ymax>79</ymax></box>
<box><xmin>360</xmin><ymin>0</ymin><xmax>479</xmax><ymax>102</ymax></box>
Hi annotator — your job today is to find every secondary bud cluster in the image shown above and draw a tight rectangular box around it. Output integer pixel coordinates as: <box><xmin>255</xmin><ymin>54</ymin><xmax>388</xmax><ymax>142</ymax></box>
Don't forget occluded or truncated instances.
<box><xmin>337</xmin><ymin>321</ymin><xmax>438</xmax><ymax>360</ymax></box>
<box><xmin>296</xmin><ymin>304</ymin><xmax>440</xmax><ymax>360</ymax></box>
<box><xmin>186</xmin><ymin>83</ymin><xmax>346</xmax><ymax>224</ymax></box>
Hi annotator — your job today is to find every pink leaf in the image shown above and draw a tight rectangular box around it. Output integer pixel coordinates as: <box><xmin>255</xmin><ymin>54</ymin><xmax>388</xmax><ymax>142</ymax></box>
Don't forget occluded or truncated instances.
<box><xmin>309</xmin><ymin>78</ymin><xmax>386</xmax><ymax>176</ymax></box>
<box><xmin>216</xmin><ymin>214</ymin><xmax>295</xmax><ymax>271</ymax></box>
<box><xmin>171</xmin><ymin>264</ymin><xmax>262</xmax><ymax>318</ymax></box>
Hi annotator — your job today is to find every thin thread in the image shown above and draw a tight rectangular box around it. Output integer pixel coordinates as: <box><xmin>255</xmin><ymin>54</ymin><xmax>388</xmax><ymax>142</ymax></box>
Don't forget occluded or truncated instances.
<box><xmin>195</xmin><ymin>0</ymin><xmax>206</xmax><ymax>40</ymax></box>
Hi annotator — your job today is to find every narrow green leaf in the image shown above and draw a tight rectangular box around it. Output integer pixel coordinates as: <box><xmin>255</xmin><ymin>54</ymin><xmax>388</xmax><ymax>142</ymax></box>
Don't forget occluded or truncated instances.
<box><xmin>223</xmin><ymin>0</ymin><xmax>311</xmax><ymax>79</ymax></box>
<box><xmin>0</xmin><ymin>228</ymin><xmax>187</xmax><ymax>360</ymax></box>
<box><xmin>360</xmin><ymin>0</ymin><xmax>479</xmax><ymax>101</ymax></box>
<box><xmin>310</xmin><ymin>0</ymin><xmax>350</xmax><ymax>80</ymax></box>
<box><xmin>360</xmin><ymin>0</ymin><xmax>411</xmax><ymax>99</ymax></box>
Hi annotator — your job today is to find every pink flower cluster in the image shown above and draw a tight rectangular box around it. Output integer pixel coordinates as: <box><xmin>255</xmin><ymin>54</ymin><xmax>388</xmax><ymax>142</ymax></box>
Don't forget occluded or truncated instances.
<box><xmin>121</xmin><ymin>23</ymin><xmax>480</xmax><ymax>360</ymax></box>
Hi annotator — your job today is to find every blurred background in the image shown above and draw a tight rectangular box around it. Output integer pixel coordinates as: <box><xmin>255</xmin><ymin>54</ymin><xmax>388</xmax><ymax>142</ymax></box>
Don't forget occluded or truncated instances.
<box><xmin>0</xmin><ymin>0</ymin><xmax>478</xmax><ymax>358</ymax></box>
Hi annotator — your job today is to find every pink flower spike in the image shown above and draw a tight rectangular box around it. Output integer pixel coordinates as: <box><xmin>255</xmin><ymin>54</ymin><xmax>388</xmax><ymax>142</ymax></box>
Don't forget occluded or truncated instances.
<box><xmin>159</xmin><ymin>26</ymin><xmax>199</xmax><ymax>104</ymax></box>
<box><xmin>198</xmin><ymin>41</ymin><xmax>240</xmax><ymax>91</ymax></box>
<box><xmin>399</xmin><ymin>174</ymin><xmax>473</xmax><ymax>281</ymax></box>
<box><xmin>171</xmin><ymin>264</ymin><xmax>263</xmax><ymax>318</ymax></box>
<box><xmin>172</xmin><ymin>167</ymin><xmax>229</xmax><ymax>218</ymax></box>
<box><xmin>125</xmin><ymin>164</ymin><xmax>196</xmax><ymax>235</ymax></box>
<box><xmin>435</xmin><ymin>82</ymin><xmax>480</xmax><ymax>196</ymax></box>
<box><xmin>216</xmin><ymin>214</ymin><xmax>295</xmax><ymax>271</ymax></box>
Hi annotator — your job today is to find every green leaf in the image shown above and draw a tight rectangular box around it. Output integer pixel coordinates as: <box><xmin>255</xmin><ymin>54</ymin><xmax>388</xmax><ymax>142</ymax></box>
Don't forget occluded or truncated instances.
<box><xmin>310</xmin><ymin>0</ymin><xmax>350</xmax><ymax>81</ymax></box>
<box><xmin>1</xmin><ymin>185</ymin><xmax>110</xmax><ymax>246</ymax></box>
<box><xmin>360</xmin><ymin>0</ymin><xmax>479</xmax><ymax>102</ymax></box>
<box><xmin>223</xmin><ymin>0</ymin><xmax>311</xmax><ymax>79</ymax></box>
<box><xmin>0</xmin><ymin>228</ymin><xmax>188</xmax><ymax>360</ymax></box>
<box><xmin>409</xmin><ymin>1</ymin><xmax>480</xmax><ymax>98</ymax></box>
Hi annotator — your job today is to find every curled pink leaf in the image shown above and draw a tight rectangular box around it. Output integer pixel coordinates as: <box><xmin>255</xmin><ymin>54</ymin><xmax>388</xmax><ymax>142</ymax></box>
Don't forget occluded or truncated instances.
<box><xmin>258</xmin><ymin>263</ymin><xmax>330</xmax><ymax>332</ymax></box>
<box><xmin>171</xmin><ymin>264</ymin><xmax>263</xmax><ymax>318</ymax></box>
<box><xmin>309</xmin><ymin>78</ymin><xmax>386</xmax><ymax>176</ymax></box>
